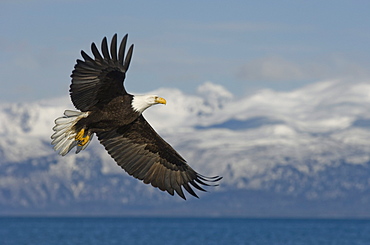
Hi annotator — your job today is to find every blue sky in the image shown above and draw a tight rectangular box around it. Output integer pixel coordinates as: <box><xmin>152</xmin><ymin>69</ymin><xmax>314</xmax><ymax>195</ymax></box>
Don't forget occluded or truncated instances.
<box><xmin>1</xmin><ymin>0</ymin><xmax>370</xmax><ymax>102</ymax></box>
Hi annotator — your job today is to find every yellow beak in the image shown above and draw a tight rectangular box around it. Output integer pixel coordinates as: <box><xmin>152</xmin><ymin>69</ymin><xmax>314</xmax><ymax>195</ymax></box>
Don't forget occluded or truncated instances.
<box><xmin>155</xmin><ymin>97</ymin><xmax>166</xmax><ymax>105</ymax></box>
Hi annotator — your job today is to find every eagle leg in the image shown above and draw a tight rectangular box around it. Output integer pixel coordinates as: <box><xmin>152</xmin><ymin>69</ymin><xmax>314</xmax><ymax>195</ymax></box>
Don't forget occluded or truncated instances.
<box><xmin>75</xmin><ymin>128</ymin><xmax>90</xmax><ymax>146</ymax></box>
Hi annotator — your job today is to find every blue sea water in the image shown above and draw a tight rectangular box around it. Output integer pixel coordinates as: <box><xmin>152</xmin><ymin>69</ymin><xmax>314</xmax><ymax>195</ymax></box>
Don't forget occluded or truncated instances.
<box><xmin>1</xmin><ymin>217</ymin><xmax>370</xmax><ymax>245</ymax></box>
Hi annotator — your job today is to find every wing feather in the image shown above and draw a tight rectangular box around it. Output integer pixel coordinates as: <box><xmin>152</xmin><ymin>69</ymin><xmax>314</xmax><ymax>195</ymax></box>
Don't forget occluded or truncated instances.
<box><xmin>96</xmin><ymin>115</ymin><xmax>221</xmax><ymax>199</ymax></box>
<box><xmin>174</xmin><ymin>171</ymin><xmax>186</xmax><ymax>199</ymax></box>
<box><xmin>81</xmin><ymin>50</ymin><xmax>95</xmax><ymax>63</ymax></box>
<box><xmin>123</xmin><ymin>44</ymin><xmax>134</xmax><ymax>71</ymax></box>
<box><xmin>118</xmin><ymin>34</ymin><xmax>128</xmax><ymax>64</ymax></box>
<box><xmin>110</xmin><ymin>34</ymin><xmax>118</xmax><ymax>60</ymax></box>
<box><xmin>164</xmin><ymin>168</ymin><xmax>173</xmax><ymax>194</ymax></box>
<box><xmin>101</xmin><ymin>37</ymin><xmax>110</xmax><ymax>59</ymax></box>
<box><xmin>91</xmin><ymin>42</ymin><xmax>104</xmax><ymax>61</ymax></box>
<box><xmin>70</xmin><ymin>34</ymin><xmax>133</xmax><ymax>111</ymax></box>
<box><xmin>190</xmin><ymin>180</ymin><xmax>206</xmax><ymax>192</ymax></box>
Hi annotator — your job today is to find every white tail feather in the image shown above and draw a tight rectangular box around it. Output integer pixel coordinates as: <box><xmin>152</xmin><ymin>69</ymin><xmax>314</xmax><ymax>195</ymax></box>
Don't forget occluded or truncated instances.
<box><xmin>51</xmin><ymin>110</ymin><xmax>92</xmax><ymax>156</ymax></box>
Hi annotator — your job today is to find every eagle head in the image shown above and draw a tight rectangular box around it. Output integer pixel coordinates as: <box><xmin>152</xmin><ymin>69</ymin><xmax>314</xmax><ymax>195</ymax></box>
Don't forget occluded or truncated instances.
<box><xmin>131</xmin><ymin>95</ymin><xmax>166</xmax><ymax>113</ymax></box>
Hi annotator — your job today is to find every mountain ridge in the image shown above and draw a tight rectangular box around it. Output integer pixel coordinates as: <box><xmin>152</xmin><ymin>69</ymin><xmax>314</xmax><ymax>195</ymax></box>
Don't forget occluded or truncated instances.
<box><xmin>1</xmin><ymin>80</ymin><xmax>370</xmax><ymax>217</ymax></box>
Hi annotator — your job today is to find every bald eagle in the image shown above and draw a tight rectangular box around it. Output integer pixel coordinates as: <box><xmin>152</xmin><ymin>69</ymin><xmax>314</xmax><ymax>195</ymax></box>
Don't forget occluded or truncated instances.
<box><xmin>51</xmin><ymin>34</ymin><xmax>221</xmax><ymax>199</ymax></box>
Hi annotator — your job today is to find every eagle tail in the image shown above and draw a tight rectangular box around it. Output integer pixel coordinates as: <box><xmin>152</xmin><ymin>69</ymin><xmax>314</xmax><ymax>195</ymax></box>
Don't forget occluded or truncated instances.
<box><xmin>51</xmin><ymin>110</ymin><xmax>93</xmax><ymax>156</ymax></box>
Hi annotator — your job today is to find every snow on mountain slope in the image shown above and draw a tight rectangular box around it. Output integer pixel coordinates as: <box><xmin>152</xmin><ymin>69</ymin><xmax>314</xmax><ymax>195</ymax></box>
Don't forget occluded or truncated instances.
<box><xmin>147</xmin><ymin>80</ymin><xmax>370</xmax><ymax>179</ymax></box>
<box><xmin>1</xmin><ymin>79</ymin><xmax>370</xmax><ymax>216</ymax></box>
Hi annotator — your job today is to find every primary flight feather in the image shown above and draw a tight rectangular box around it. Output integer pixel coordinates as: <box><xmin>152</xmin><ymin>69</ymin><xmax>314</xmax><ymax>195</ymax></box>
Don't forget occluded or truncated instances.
<box><xmin>51</xmin><ymin>34</ymin><xmax>222</xmax><ymax>199</ymax></box>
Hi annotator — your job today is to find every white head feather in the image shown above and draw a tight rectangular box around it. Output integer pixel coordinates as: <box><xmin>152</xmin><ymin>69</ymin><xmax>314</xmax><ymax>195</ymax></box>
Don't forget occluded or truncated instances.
<box><xmin>131</xmin><ymin>95</ymin><xmax>166</xmax><ymax>113</ymax></box>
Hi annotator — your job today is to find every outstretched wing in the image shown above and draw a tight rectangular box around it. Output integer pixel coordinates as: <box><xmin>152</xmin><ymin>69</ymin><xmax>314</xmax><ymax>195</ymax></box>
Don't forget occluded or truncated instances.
<box><xmin>96</xmin><ymin>115</ymin><xmax>222</xmax><ymax>199</ymax></box>
<box><xmin>70</xmin><ymin>34</ymin><xmax>134</xmax><ymax>111</ymax></box>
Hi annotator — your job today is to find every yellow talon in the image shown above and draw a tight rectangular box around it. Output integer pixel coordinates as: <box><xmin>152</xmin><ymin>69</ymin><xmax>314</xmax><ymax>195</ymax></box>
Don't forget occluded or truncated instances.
<box><xmin>75</xmin><ymin>128</ymin><xmax>90</xmax><ymax>146</ymax></box>
<box><xmin>75</xmin><ymin>128</ymin><xmax>85</xmax><ymax>141</ymax></box>
<box><xmin>78</xmin><ymin>135</ymin><xmax>90</xmax><ymax>146</ymax></box>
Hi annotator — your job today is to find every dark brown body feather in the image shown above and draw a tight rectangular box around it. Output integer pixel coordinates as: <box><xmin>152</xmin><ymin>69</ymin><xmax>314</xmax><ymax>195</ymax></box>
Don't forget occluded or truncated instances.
<box><xmin>69</xmin><ymin>34</ymin><xmax>221</xmax><ymax>199</ymax></box>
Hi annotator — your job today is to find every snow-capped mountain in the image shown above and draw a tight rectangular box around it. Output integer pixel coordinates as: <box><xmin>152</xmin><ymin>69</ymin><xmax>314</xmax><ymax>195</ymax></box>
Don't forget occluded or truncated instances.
<box><xmin>1</xmin><ymin>80</ymin><xmax>370</xmax><ymax>217</ymax></box>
